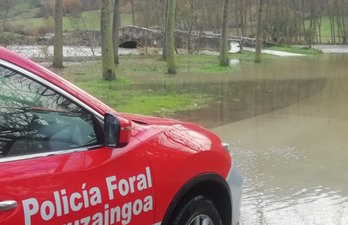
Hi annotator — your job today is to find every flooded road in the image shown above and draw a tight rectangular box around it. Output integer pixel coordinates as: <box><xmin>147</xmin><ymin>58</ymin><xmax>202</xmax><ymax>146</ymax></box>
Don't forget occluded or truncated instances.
<box><xmin>207</xmin><ymin>55</ymin><xmax>348</xmax><ymax>224</ymax></box>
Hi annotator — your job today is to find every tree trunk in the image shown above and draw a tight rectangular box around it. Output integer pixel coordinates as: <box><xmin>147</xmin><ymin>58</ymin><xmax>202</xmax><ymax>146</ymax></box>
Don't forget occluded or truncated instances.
<box><xmin>308</xmin><ymin>0</ymin><xmax>315</xmax><ymax>48</ymax></box>
<box><xmin>113</xmin><ymin>0</ymin><xmax>121</xmax><ymax>65</ymax></box>
<box><xmin>301</xmin><ymin>0</ymin><xmax>305</xmax><ymax>44</ymax></box>
<box><xmin>130</xmin><ymin>0</ymin><xmax>135</xmax><ymax>25</ymax></box>
<box><xmin>3</xmin><ymin>0</ymin><xmax>10</xmax><ymax>28</ymax></box>
<box><xmin>318</xmin><ymin>19</ymin><xmax>322</xmax><ymax>44</ymax></box>
<box><xmin>101</xmin><ymin>0</ymin><xmax>116</xmax><ymax>80</ymax></box>
<box><xmin>235</xmin><ymin>1</ymin><xmax>240</xmax><ymax>36</ymax></box>
<box><xmin>341</xmin><ymin>17</ymin><xmax>347</xmax><ymax>44</ymax></box>
<box><xmin>53</xmin><ymin>0</ymin><xmax>63</xmax><ymax>68</ymax></box>
<box><xmin>336</xmin><ymin>16</ymin><xmax>343</xmax><ymax>43</ymax></box>
<box><xmin>166</xmin><ymin>0</ymin><xmax>177</xmax><ymax>74</ymax></box>
<box><xmin>239</xmin><ymin>4</ymin><xmax>245</xmax><ymax>36</ymax></box>
<box><xmin>219</xmin><ymin>0</ymin><xmax>230</xmax><ymax>66</ymax></box>
<box><xmin>249</xmin><ymin>0</ymin><xmax>254</xmax><ymax>35</ymax></box>
<box><xmin>162</xmin><ymin>0</ymin><xmax>169</xmax><ymax>60</ymax></box>
<box><xmin>255</xmin><ymin>0</ymin><xmax>264</xmax><ymax>63</ymax></box>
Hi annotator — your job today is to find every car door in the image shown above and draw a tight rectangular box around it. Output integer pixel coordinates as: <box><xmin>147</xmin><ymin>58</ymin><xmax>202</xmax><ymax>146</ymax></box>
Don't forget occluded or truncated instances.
<box><xmin>0</xmin><ymin>63</ymin><xmax>155</xmax><ymax>225</ymax></box>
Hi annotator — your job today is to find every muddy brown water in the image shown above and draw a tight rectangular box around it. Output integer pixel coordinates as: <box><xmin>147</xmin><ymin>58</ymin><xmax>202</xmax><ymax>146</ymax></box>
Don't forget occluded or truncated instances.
<box><xmin>209</xmin><ymin>55</ymin><xmax>348</xmax><ymax>225</ymax></box>
<box><xmin>135</xmin><ymin>55</ymin><xmax>348</xmax><ymax>224</ymax></box>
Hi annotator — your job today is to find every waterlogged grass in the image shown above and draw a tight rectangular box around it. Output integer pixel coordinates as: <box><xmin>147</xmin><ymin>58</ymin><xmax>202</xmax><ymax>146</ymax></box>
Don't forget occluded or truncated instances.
<box><xmin>51</xmin><ymin>51</ymin><xmax>284</xmax><ymax>116</ymax></box>
<box><xmin>56</xmin><ymin>57</ymin><xmax>213</xmax><ymax>116</ymax></box>
<box><xmin>110</xmin><ymin>54</ymin><xmax>246</xmax><ymax>76</ymax></box>
<box><xmin>76</xmin><ymin>79</ymin><xmax>209</xmax><ymax>116</ymax></box>
<box><xmin>267</xmin><ymin>46</ymin><xmax>322</xmax><ymax>55</ymax></box>
<box><xmin>117</xmin><ymin>93</ymin><xmax>207</xmax><ymax>116</ymax></box>
<box><xmin>176</xmin><ymin>54</ymin><xmax>234</xmax><ymax>73</ymax></box>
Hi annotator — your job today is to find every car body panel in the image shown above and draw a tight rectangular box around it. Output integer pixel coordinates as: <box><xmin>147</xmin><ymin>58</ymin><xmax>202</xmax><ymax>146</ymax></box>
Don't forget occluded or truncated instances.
<box><xmin>0</xmin><ymin>47</ymin><xmax>241</xmax><ymax>225</ymax></box>
<box><xmin>0</xmin><ymin>138</ymin><xmax>156</xmax><ymax>225</ymax></box>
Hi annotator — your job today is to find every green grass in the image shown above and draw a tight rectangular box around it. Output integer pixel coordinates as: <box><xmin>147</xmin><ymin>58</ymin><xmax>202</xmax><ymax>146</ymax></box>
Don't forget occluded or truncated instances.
<box><xmin>8</xmin><ymin>11</ymin><xmax>132</xmax><ymax>34</ymax></box>
<box><xmin>116</xmin><ymin>93</ymin><xmax>207</xmax><ymax>116</ymax></box>
<box><xmin>266</xmin><ymin>46</ymin><xmax>322</xmax><ymax>55</ymax></box>
<box><xmin>176</xmin><ymin>54</ymin><xmax>234</xmax><ymax>73</ymax></box>
<box><xmin>44</xmin><ymin>50</ymin><xmax>287</xmax><ymax>116</ymax></box>
<box><xmin>8</xmin><ymin>1</ymin><xmax>38</xmax><ymax>19</ymax></box>
<box><xmin>9</xmin><ymin>17</ymin><xmax>46</xmax><ymax>30</ymax></box>
<box><xmin>55</xmin><ymin>56</ymin><xmax>217</xmax><ymax>116</ymax></box>
<box><xmin>304</xmin><ymin>17</ymin><xmax>348</xmax><ymax>43</ymax></box>
<box><xmin>0</xmin><ymin>32</ymin><xmax>24</xmax><ymax>43</ymax></box>
<box><xmin>109</xmin><ymin>54</ymin><xmax>245</xmax><ymax>77</ymax></box>
<box><xmin>40</xmin><ymin>50</ymin><xmax>283</xmax><ymax>117</ymax></box>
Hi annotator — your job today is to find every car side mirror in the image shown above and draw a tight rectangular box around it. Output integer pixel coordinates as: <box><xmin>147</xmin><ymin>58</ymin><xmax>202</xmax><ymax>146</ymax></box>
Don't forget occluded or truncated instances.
<box><xmin>104</xmin><ymin>113</ymin><xmax>120</xmax><ymax>147</ymax></box>
<box><xmin>104</xmin><ymin>113</ymin><xmax>131</xmax><ymax>148</ymax></box>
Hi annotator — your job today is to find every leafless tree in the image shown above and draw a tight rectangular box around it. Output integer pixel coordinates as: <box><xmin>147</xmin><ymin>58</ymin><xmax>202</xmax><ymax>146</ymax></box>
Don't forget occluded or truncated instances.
<box><xmin>0</xmin><ymin>0</ymin><xmax>13</xmax><ymax>29</ymax></box>
<box><xmin>220</xmin><ymin>0</ymin><xmax>231</xmax><ymax>66</ymax></box>
<box><xmin>68</xmin><ymin>16</ymin><xmax>100</xmax><ymax>56</ymax></box>
<box><xmin>53</xmin><ymin>0</ymin><xmax>63</xmax><ymax>68</ymax></box>
<box><xmin>255</xmin><ymin>0</ymin><xmax>264</xmax><ymax>63</ymax></box>
<box><xmin>166</xmin><ymin>0</ymin><xmax>177</xmax><ymax>74</ymax></box>
<box><xmin>113</xmin><ymin>0</ymin><xmax>121</xmax><ymax>64</ymax></box>
<box><xmin>101</xmin><ymin>0</ymin><xmax>116</xmax><ymax>80</ymax></box>
<box><xmin>129</xmin><ymin>0</ymin><xmax>136</xmax><ymax>25</ymax></box>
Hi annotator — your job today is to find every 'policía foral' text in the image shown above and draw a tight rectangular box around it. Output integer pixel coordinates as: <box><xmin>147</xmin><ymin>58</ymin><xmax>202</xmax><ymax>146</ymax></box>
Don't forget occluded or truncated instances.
<box><xmin>22</xmin><ymin>167</ymin><xmax>154</xmax><ymax>225</ymax></box>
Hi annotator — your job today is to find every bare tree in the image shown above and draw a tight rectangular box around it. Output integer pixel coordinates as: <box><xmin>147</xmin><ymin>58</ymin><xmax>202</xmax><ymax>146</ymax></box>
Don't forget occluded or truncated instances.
<box><xmin>0</xmin><ymin>0</ymin><xmax>14</xmax><ymax>29</ymax></box>
<box><xmin>308</xmin><ymin>0</ymin><xmax>314</xmax><ymax>48</ymax></box>
<box><xmin>53</xmin><ymin>0</ymin><xmax>63</xmax><ymax>68</ymax></box>
<box><xmin>220</xmin><ymin>0</ymin><xmax>231</xmax><ymax>66</ymax></box>
<box><xmin>255</xmin><ymin>0</ymin><xmax>264</xmax><ymax>63</ymax></box>
<box><xmin>101</xmin><ymin>0</ymin><xmax>116</xmax><ymax>80</ymax></box>
<box><xmin>176</xmin><ymin>0</ymin><xmax>200</xmax><ymax>53</ymax></box>
<box><xmin>130</xmin><ymin>0</ymin><xmax>136</xmax><ymax>25</ymax></box>
<box><xmin>166</xmin><ymin>0</ymin><xmax>177</xmax><ymax>74</ymax></box>
<box><xmin>162</xmin><ymin>0</ymin><xmax>169</xmax><ymax>59</ymax></box>
<box><xmin>68</xmin><ymin>15</ymin><xmax>100</xmax><ymax>56</ymax></box>
<box><xmin>113</xmin><ymin>0</ymin><xmax>121</xmax><ymax>64</ymax></box>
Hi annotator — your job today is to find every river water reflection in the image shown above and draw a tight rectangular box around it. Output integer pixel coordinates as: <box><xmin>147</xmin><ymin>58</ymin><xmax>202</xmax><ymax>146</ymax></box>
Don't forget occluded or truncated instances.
<box><xmin>207</xmin><ymin>55</ymin><xmax>348</xmax><ymax>224</ymax></box>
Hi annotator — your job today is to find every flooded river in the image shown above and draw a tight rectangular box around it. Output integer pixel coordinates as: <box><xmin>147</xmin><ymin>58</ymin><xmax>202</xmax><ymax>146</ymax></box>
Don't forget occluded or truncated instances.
<box><xmin>127</xmin><ymin>54</ymin><xmax>348</xmax><ymax>224</ymax></box>
<box><xmin>207</xmin><ymin>55</ymin><xmax>348</xmax><ymax>224</ymax></box>
<box><xmin>8</xmin><ymin>44</ymin><xmax>348</xmax><ymax>224</ymax></box>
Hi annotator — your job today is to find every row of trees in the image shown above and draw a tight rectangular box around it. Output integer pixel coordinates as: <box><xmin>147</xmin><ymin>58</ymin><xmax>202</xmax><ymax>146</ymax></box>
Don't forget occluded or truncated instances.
<box><xmin>1</xmin><ymin>0</ymin><xmax>347</xmax><ymax>45</ymax></box>
<box><xmin>132</xmin><ymin>0</ymin><xmax>347</xmax><ymax>45</ymax></box>
<box><xmin>52</xmin><ymin>0</ymin><xmax>265</xmax><ymax>78</ymax></box>
<box><xmin>52</xmin><ymin>0</ymin><xmax>182</xmax><ymax>78</ymax></box>
<box><xmin>51</xmin><ymin>0</ymin><xmax>348</xmax><ymax>79</ymax></box>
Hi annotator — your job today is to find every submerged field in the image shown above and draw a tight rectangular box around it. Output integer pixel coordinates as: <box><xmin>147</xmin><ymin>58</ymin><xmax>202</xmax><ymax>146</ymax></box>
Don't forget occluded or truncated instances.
<box><xmin>50</xmin><ymin>52</ymin><xmax>272</xmax><ymax>116</ymax></box>
<box><xmin>47</xmin><ymin>49</ymin><xmax>321</xmax><ymax>119</ymax></box>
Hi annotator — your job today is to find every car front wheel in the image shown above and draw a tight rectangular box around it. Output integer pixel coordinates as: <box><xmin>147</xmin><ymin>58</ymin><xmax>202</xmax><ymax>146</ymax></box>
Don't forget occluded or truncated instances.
<box><xmin>173</xmin><ymin>195</ymin><xmax>223</xmax><ymax>225</ymax></box>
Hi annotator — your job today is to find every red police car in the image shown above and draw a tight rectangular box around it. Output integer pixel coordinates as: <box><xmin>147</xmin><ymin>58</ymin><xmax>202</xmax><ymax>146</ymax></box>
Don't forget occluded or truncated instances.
<box><xmin>0</xmin><ymin>47</ymin><xmax>242</xmax><ymax>225</ymax></box>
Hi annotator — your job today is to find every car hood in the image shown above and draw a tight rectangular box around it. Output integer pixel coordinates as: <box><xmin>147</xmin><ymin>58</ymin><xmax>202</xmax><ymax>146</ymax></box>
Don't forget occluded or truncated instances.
<box><xmin>120</xmin><ymin>113</ymin><xmax>222</xmax><ymax>152</ymax></box>
<box><xmin>121</xmin><ymin>113</ymin><xmax>232</xmax><ymax>181</ymax></box>
<box><xmin>120</xmin><ymin>113</ymin><xmax>180</xmax><ymax>126</ymax></box>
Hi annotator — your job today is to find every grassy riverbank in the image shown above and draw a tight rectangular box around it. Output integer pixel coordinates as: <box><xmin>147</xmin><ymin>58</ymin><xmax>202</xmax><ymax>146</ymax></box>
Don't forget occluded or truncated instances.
<box><xmin>52</xmin><ymin>52</ymin><xmax>264</xmax><ymax>116</ymax></box>
<box><xmin>266</xmin><ymin>46</ymin><xmax>322</xmax><ymax>55</ymax></box>
<box><xmin>45</xmin><ymin>46</ymin><xmax>320</xmax><ymax>116</ymax></box>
